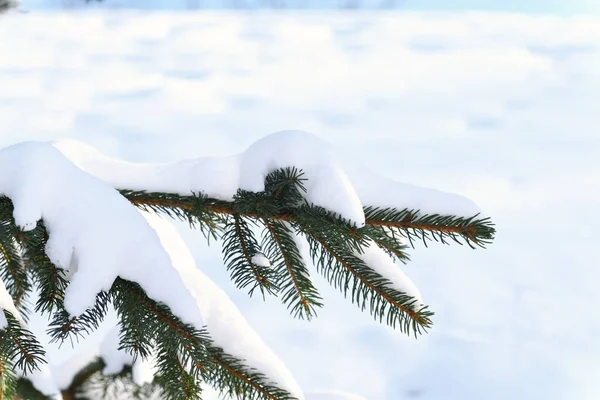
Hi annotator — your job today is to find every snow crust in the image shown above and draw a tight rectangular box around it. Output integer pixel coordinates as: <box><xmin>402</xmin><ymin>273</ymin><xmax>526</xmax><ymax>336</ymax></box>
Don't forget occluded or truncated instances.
<box><xmin>142</xmin><ymin>210</ymin><xmax>305</xmax><ymax>399</ymax></box>
<box><xmin>0</xmin><ymin>142</ymin><xmax>205</xmax><ymax>332</ymax></box>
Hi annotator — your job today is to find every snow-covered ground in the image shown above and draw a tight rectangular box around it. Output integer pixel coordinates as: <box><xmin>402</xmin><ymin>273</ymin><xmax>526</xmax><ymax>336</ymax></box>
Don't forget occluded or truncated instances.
<box><xmin>13</xmin><ymin>0</ymin><xmax>600</xmax><ymax>13</ymax></box>
<box><xmin>1</xmin><ymin>9</ymin><xmax>599</xmax><ymax>400</ymax></box>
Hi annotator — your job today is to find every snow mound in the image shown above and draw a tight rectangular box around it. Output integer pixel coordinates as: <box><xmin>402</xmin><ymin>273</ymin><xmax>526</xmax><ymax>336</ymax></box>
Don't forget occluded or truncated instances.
<box><xmin>0</xmin><ymin>142</ymin><xmax>205</xmax><ymax>332</ymax></box>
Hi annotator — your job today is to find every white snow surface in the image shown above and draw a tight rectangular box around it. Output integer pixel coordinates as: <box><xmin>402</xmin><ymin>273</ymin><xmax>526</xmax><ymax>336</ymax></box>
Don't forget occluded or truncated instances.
<box><xmin>0</xmin><ymin>142</ymin><xmax>205</xmax><ymax>332</ymax></box>
<box><xmin>2</xmin><ymin>10</ymin><xmax>597</xmax><ymax>400</ymax></box>
<box><xmin>142</xmin><ymin>210</ymin><xmax>305</xmax><ymax>399</ymax></box>
<box><xmin>53</xmin><ymin>131</ymin><xmax>481</xmax><ymax>227</ymax></box>
<box><xmin>306</xmin><ymin>391</ymin><xmax>368</xmax><ymax>400</ymax></box>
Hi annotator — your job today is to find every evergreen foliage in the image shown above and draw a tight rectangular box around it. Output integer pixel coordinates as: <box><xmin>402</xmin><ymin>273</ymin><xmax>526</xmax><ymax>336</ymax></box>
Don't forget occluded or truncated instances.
<box><xmin>0</xmin><ymin>167</ymin><xmax>495</xmax><ymax>399</ymax></box>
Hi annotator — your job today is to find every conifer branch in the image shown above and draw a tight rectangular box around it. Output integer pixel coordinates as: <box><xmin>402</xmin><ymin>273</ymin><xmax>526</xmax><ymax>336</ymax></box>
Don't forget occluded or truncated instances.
<box><xmin>0</xmin><ymin>207</ymin><xmax>32</xmax><ymax>320</ymax></box>
<box><xmin>361</xmin><ymin>226</ymin><xmax>410</xmax><ymax>263</ymax></box>
<box><xmin>122</xmin><ymin>193</ymin><xmax>495</xmax><ymax>249</ymax></box>
<box><xmin>301</xmin><ymin>229</ymin><xmax>431</xmax><ymax>335</ymax></box>
<box><xmin>11</xmin><ymin>222</ymin><xmax>69</xmax><ymax>316</ymax></box>
<box><xmin>77</xmin><ymin>359</ymin><xmax>162</xmax><ymax>400</ymax></box>
<box><xmin>9</xmin><ymin>219</ymin><xmax>111</xmax><ymax>347</ymax></box>
<box><xmin>154</xmin><ymin>350</ymin><xmax>201</xmax><ymax>400</ymax></box>
<box><xmin>14</xmin><ymin>377</ymin><xmax>51</xmax><ymax>400</ymax></box>
<box><xmin>363</xmin><ymin>206</ymin><xmax>495</xmax><ymax>249</ymax></box>
<box><xmin>0</xmin><ymin>163</ymin><xmax>496</xmax><ymax>399</ymax></box>
<box><xmin>0</xmin><ymin>237</ymin><xmax>30</xmax><ymax>317</ymax></box>
<box><xmin>120</xmin><ymin>169</ymin><xmax>494</xmax><ymax>334</ymax></box>
<box><xmin>205</xmin><ymin>344</ymin><xmax>297</xmax><ymax>400</ymax></box>
<box><xmin>262</xmin><ymin>220</ymin><xmax>322</xmax><ymax>320</ymax></box>
<box><xmin>61</xmin><ymin>358</ymin><xmax>106</xmax><ymax>400</ymax></box>
<box><xmin>46</xmin><ymin>291</ymin><xmax>112</xmax><ymax>346</ymax></box>
<box><xmin>111</xmin><ymin>278</ymin><xmax>297</xmax><ymax>400</ymax></box>
<box><xmin>0</xmin><ymin>353</ymin><xmax>17</xmax><ymax>400</ymax></box>
<box><xmin>122</xmin><ymin>191</ymin><xmax>223</xmax><ymax>242</ymax></box>
<box><xmin>222</xmin><ymin>214</ymin><xmax>276</xmax><ymax>297</ymax></box>
<box><xmin>0</xmin><ymin>311</ymin><xmax>47</xmax><ymax>375</ymax></box>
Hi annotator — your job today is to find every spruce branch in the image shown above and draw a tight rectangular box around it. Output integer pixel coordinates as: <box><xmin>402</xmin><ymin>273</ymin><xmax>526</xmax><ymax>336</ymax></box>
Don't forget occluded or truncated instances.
<box><xmin>363</xmin><ymin>206</ymin><xmax>495</xmax><ymax>249</ymax></box>
<box><xmin>77</xmin><ymin>359</ymin><xmax>162</xmax><ymax>400</ymax></box>
<box><xmin>111</xmin><ymin>278</ymin><xmax>296</xmax><ymax>400</ymax></box>
<box><xmin>0</xmin><ymin>234</ymin><xmax>30</xmax><ymax>318</ymax></box>
<box><xmin>262</xmin><ymin>220</ymin><xmax>323</xmax><ymax>320</ymax></box>
<box><xmin>0</xmin><ymin>311</ymin><xmax>47</xmax><ymax>375</ymax></box>
<box><xmin>121</xmin><ymin>168</ymin><xmax>495</xmax><ymax>334</ymax></box>
<box><xmin>112</xmin><ymin>278</ymin><xmax>207</xmax><ymax>399</ymax></box>
<box><xmin>14</xmin><ymin>222</ymin><xmax>69</xmax><ymax>316</ymax></box>
<box><xmin>0</xmin><ymin>161</ymin><xmax>496</xmax><ymax>399</ymax></box>
<box><xmin>14</xmin><ymin>377</ymin><xmax>51</xmax><ymax>400</ymax></box>
<box><xmin>10</xmin><ymin>219</ymin><xmax>110</xmax><ymax>347</ymax></box>
<box><xmin>121</xmin><ymin>190</ymin><xmax>495</xmax><ymax>250</ymax></box>
<box><xmin>14</xmin><ymin>358</ymin><xmax>163</xmax><ymax>400</ymax></box>
<box><xmin>123</xmin><ymin>190</ymin><xmax>223</xmax><ymax>243</ymax></box>
<box><xmin>0</xmin><ymin>196</ymin><xmax>297</xmax><ymax>399</ymax></box>
<box><xmin>361</xmin><ymin>225</ymin><xmax>410</xmax><ymax>263</ymax></box>
<box><xmin>0</xmin><ymin>352</ymin><xmax>16</xmax><ymax>400</ymax></box>
<box><xmin>61</xmin><ymin>358</ymin><xmax>106</xmax><ymax>400</ymax></box>
<box><xmin>46</xmin><ymin>290</ymin><xmax>112</xmax><ymax>346</ymax></box>
<box><xmin>154</xmin><ymin>349</ymin><xmax>201</xmax><ymax>400</ymax></box>
<box><xmin>0</xmin><ymin>202</ymin><xmax>33</xmax><ymax>320</ymax></box>
<box><xmin>205</xmin><ymin>344</ymin><xmax>297</xmax><ymax>400</ymax></box>
<box><xmin>296</xmin><ymin>222</ymin><xmax>431</xmax><ymax>335</ymax></box>
<box><xmin>222</xmin><ymin>214</ymin><xmax>277</xmax><ymax>298</ymax></box>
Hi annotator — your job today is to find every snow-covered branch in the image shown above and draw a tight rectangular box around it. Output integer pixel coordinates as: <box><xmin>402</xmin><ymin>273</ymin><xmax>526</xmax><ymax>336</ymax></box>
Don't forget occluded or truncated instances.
<box><xmin>0</xmin><ymin>131</ymin><xmax>495</xmax><ymax>399</ymax></box>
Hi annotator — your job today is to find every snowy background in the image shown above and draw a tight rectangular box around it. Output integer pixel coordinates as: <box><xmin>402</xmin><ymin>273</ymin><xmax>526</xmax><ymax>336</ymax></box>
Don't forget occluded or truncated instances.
<box><xmin>1</xmin><ymin>1</ymin><xmax>599</xmax><ymax>399</ymax></box>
